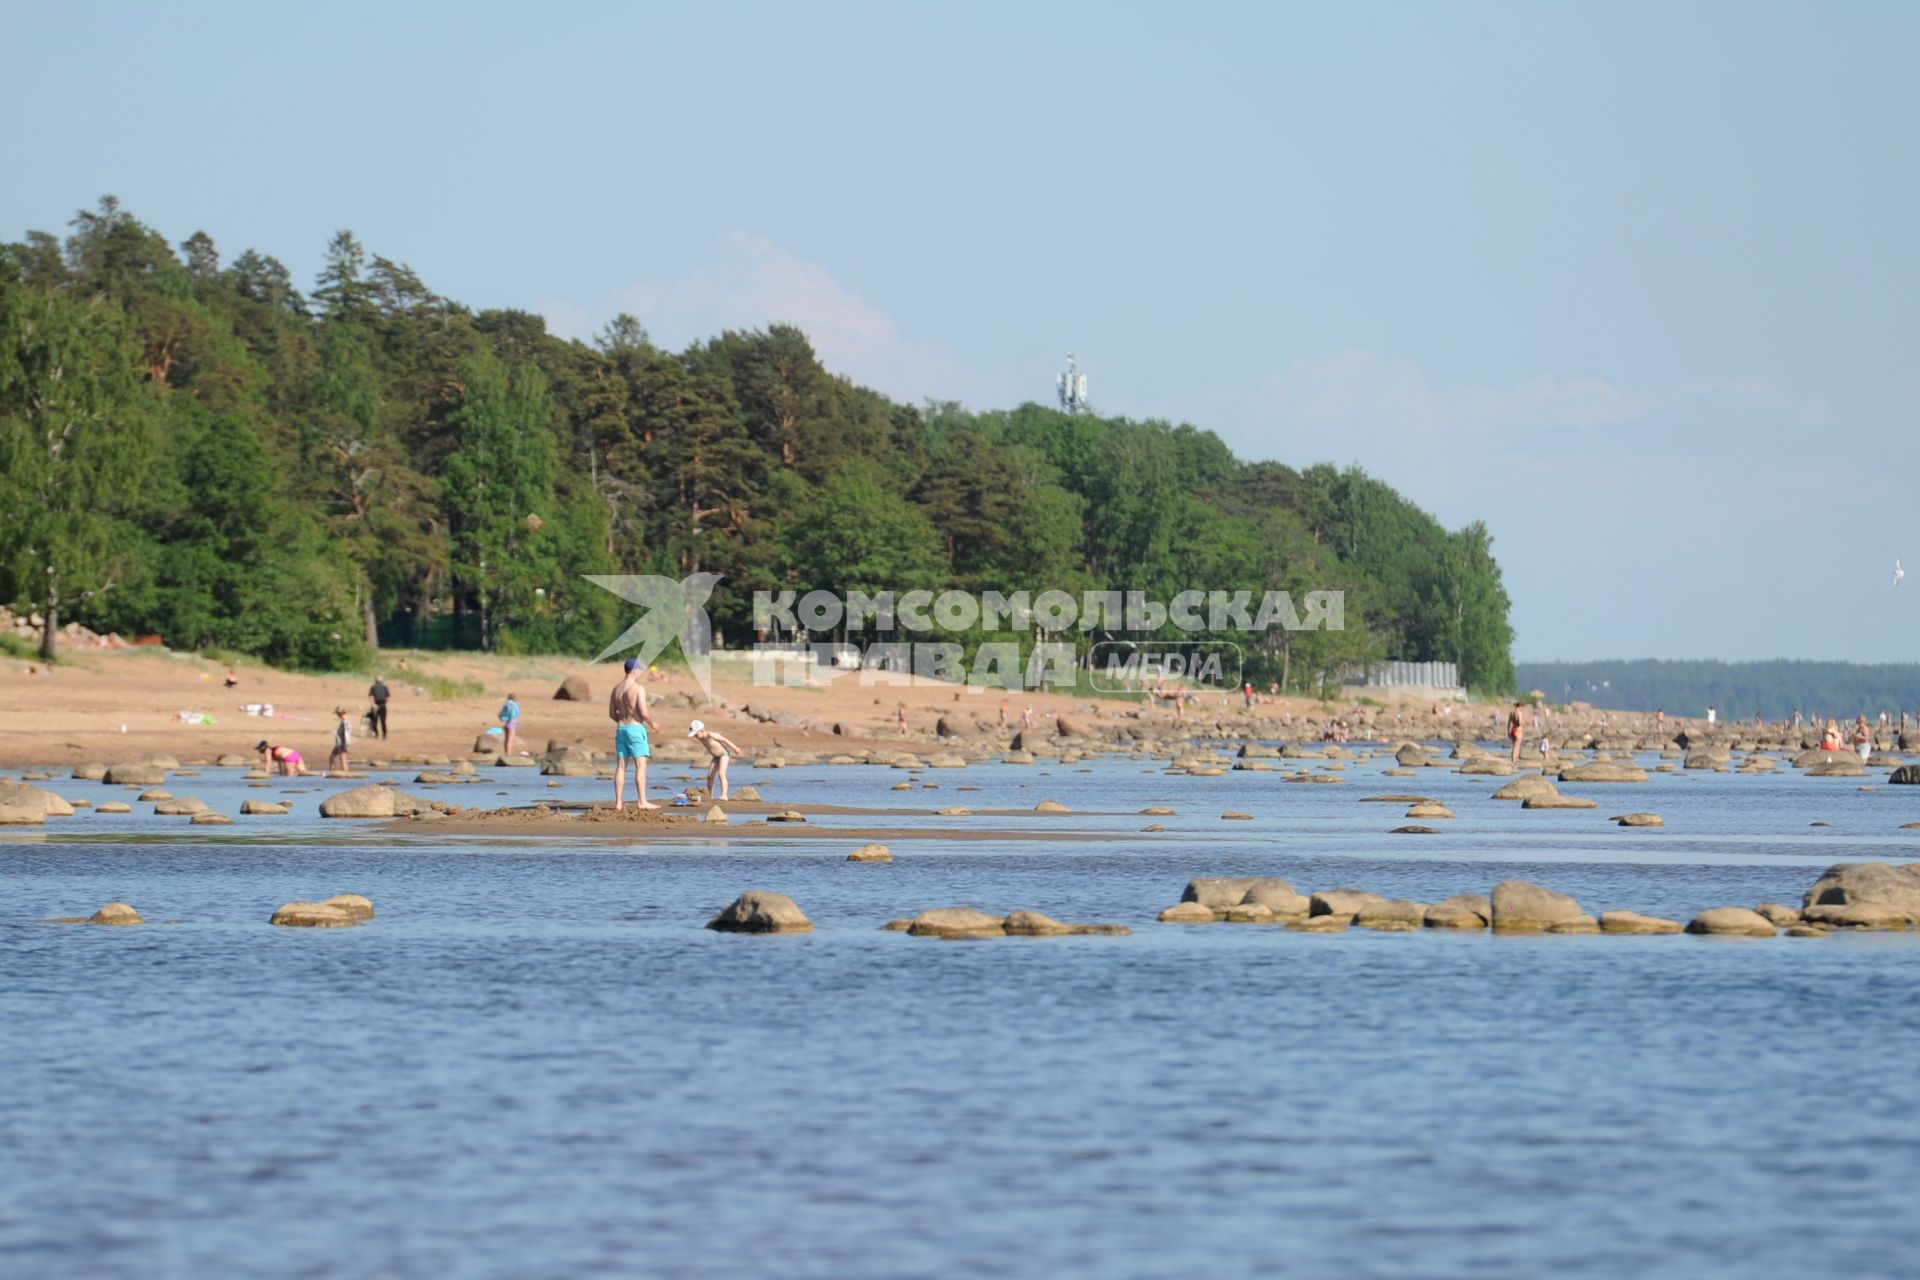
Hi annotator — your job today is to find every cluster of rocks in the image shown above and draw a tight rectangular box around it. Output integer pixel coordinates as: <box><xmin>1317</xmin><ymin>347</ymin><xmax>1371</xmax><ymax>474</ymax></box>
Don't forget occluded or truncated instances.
<box><xmin>1154</xmin><ymin>863</ymin><xmax>1920</xmax><ymax>937</ymax></box>
<box><xmin>48</xmin><ymin>894</ymin><xmax>374</xmax><ymax>928</ymax></box>
<box><xmin>0</xmin><ymin>605</ymin><xmax>128</xmax><ymax>650</ymax></box>
<box><xmin>883</xmin><ymin>907</ymin><xmax>1130</xmax><ymax>938</ymax></box>
<box><xmin>701</xmin><ymin>893</ymin><xmax>1130</xmax><ymax>939</ymax></box>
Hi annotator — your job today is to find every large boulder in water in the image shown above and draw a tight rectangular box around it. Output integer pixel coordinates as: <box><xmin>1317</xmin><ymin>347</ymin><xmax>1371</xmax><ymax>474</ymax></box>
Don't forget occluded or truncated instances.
<box><xmin>103</xmin><ymin>762</ymin><xmax>166</xmax><ymax>786</ymax></box>
<box><xmin>1800</xmin><ymin>862</ymin><xmax>1920</xmax><ymax>921</ymax></box>
<box><xmin>0</xmin><ymin>790</ymin><xmax>46</xmax><ymax>826</ymax></box>
<box><xmin>1806</xmin><ymin>755</ymin><xmax>1865</xmax><ymax>777</ymax></box>
<box><xmin>706</xmin><ymin>891</ymin><xmax>813</xmax><ymax>934</ymax></box>
<box><xmin>541</xmin><ymin>744</ymin><xmax>598</xmax><ymax>777</ymax></box>
<box><xmin>1490</xmin><ymin>880</ymin><xmax>1586</xmax><ymax>932</ymax></box>
<box><xmin>552</xmin><ymin>675</ymin><xmax>590</xmax><ymax>701</ymax></box>
<box><xmin>0</xmin><ymin>779</ymin><xmax>73</xmax><ymax>818</ymax></box>
<box><xmin>319</xmin><ymin>784</ymin><xmax>431</xmax><ymax>818</ymax></box>
<box><xmin>1890</xmin><ymin>765</ymin><xmax>1920</xmax><ymax>785</ymax></box>
<box><xmin>88</xmin><ymin>902</ymin><xmax>143</xmax><ymax>925</ymax></box>
<box><xmin>1393</xmin><ymin>742</ymin><xmax>1430</xmax><ymax>767</ymax></box>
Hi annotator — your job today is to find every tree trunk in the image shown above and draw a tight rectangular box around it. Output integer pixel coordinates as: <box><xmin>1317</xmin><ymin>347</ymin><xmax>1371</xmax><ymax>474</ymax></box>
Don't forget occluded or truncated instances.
<box><xmin>40</xmin><ymin>565</ymin><xmax>59</xmax><ymax>660</ymax></box>
<box><xmin>363</xmin><ymin>594</ymin><xmax>379</xmax><ymax>651</ymax></box>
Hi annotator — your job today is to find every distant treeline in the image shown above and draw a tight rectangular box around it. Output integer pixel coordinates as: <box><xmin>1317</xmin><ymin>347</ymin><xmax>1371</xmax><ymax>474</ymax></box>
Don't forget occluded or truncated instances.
<box><xmin>1</xmin><ymin>198</ymin><xmax>1516</xmax><ymax>690</ymax></box>
<box><xmin>1517</xmin><ymin>660</ymin><xmax>1920</xmax><ymax>721</ymax></box>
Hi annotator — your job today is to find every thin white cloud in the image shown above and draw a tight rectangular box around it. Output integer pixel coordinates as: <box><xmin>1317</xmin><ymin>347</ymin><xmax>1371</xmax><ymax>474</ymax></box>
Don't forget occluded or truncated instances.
<box><xmin>537</xmin><ymin>233</ymin><xmax>1010</xmax><ymax>408</ymax></box>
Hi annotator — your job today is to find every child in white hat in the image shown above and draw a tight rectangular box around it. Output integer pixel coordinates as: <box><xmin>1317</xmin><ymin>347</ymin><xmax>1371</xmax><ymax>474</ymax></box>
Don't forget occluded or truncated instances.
<box><xmin>687</xmin><ymin>719</ymin><xmax>742</xmax><ymax>802</ymax></box>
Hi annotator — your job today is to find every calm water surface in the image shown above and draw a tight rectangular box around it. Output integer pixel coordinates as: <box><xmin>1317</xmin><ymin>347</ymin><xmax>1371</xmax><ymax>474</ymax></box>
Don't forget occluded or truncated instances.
<box><xmin>4</xmin><ymin>751</ymin><xmax>1919</xmax><ymax>1278</ymax></box>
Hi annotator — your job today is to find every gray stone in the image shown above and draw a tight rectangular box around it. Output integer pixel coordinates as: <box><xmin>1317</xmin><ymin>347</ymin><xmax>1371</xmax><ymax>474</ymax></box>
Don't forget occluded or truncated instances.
<box><xmin>1490</xmin><ymin>880</ymin><xmax>1586</xmax><ymax>932</ymax></box>
<box><xmin>706</xmin><ymin>890</ymin><xmax>813</xmax><ymax>934</ymax></box>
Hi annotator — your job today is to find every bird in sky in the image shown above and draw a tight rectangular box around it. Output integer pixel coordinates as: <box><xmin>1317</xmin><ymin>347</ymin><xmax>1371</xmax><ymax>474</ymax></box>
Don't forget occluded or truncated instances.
<box><xmin>1896</xmin><ymin>559</ymin><xmax>1905</xmax><ymax>587</ymax></box>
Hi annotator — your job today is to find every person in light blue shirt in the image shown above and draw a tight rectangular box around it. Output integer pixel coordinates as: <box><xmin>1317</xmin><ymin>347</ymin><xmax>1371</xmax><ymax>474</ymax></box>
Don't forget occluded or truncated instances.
<box><xmin>499</xmin><ymin>693</ymin><xmax>522</xmax><ymax>756</ymax></box>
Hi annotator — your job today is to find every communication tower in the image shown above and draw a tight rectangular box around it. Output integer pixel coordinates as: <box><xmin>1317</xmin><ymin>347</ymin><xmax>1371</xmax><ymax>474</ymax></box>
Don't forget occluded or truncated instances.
<box><xmin>1057</xmin><ymin>353</ymin><xmax>1088</xmax><ymax>415</ymax></box>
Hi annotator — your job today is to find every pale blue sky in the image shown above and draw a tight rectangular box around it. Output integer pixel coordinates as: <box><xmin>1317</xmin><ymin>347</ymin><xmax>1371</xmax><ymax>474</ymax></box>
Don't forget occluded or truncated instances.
<box><xmin>6</xmin><ymin>1</ymin><xmax>1915</xmax><ymax>660</ymax></box>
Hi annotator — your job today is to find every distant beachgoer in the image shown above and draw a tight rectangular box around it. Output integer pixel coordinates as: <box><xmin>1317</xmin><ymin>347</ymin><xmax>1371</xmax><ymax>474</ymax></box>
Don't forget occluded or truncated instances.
<box><xmin>1706</xmin><ymin>705</ymin><xmax>1717</xmax><ymax>725</ymax></box>
<box><xmin>1655</xmin><ymin>708</ymin><xmax>1665</xmax><ymax>735</ymax></box>
<box><xmin>500</xmin><ymin>693</ymin><xmax>522</xmax><ymax>755</ymax></box>
<box><xmin>368</xmin><ymin>676</ymin><xmax>390</xmax><ymax>739</ymax></box>
<box><xmin>609</xmin><ymin>660</ymin><xmax>658</xmax><ymax>811</ymax></box>
<box><xmin>1022</xmin><ymin>706</ymin><xmax>1034</xmax><ymax>729</ymax></box>
<box><xmin>1508</xmin><ymin>701</ymin><xmax>1526</xmax><ymax>764</ymax></box>
<box><xmin>329</xmin><ymin>707</ymin><xmax>352</xmax><ymax>773</ymax></box>
<box><xmin>1820</xmin><ymin>719</ymin><xmax>1843</xmax><ymax>752</ymax></box>
<box><xmin>688</xmin><ymin>718</ymin><xmax>742</xmax><ymax>802</ymax></box>
<box><xmin>896</xmin><ymin>703</ymin><xmax>908</xmax><ymax>736</ymax></box>
<box><xmin>1852</xmin><ymin>715</ymin><xmax>1873</xmax><ymax>761</ymax></box>
<box><xmin>223</xmin><ymin>668</ymin><xmax>240</xmax><ymax>689</ymax></box>
<box><xmin>998</xmin><ymin>698</ymin><xmax>1009</xmax><ymax>727</ymax></box>
<box><xmin>1540</xmin><ymin>732</ymin><xmax>1552</xmax><ymax>764</ymax></box>
<box><xmin>1243</xmin><ymin>682</ymin><xmax>1254</xmax><ymax>709</ymax></box>
<box><xmin>257</xmin><ymin>739</ymin><xmax>307</xmax><ymax>777</ymax></box>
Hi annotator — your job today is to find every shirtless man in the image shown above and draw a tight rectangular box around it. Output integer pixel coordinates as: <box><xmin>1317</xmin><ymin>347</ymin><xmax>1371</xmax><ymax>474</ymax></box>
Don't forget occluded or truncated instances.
<box><xmin>608</xmin><ymin>658</ymin><xmax>659</xmax><ymax>811</ymax></box>
<box><xmin>1508</xmin><ymin>700</ymin><xmax>1527</xmax><ymax>764</ymax></box>
<box><xmin>687</xmin><ymin>719</ymin><xmax>742</xmax><ymax>801</ymax></box>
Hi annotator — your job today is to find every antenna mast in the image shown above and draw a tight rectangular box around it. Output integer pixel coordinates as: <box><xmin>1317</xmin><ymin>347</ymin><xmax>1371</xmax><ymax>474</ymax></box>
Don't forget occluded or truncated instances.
<box><xmin>1057</xmin><ymin>353</ymin><xmax>1088</xmax><ymax>415</ymax></box>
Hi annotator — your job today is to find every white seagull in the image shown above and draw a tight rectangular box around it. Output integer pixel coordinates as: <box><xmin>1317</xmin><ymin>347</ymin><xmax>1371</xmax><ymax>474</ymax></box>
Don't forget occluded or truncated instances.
<box><xmin>1897</xmin><ymin>559</ymin><xmax>1906</xmax><ymax>587</ymax></box>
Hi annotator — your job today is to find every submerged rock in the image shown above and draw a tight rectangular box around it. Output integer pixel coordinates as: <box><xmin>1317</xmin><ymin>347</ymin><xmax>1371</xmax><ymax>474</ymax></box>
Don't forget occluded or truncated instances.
<box><xmin>88</xmin><ymin>902</ymin><xmax>142</xmax><ymax>926</ymax></box>
<box><xmin>848</xmin><ymin>843</ymin><xmax>892</xmax><ymax>863</ymax></box>
<box><xmin>904</xmin><ymin>907</ymin><xmax>1005</xmax><ymax>939</ymax></box>
<box><xmin>1599</xmin><ymin>910</ymin><xmax>1682</xmax><ymax>935</ymax></box>
<box><xmin>1002</xmin><ymin>910</ymin><xmax>1129</xmax><ymax>937</ymax></box>
<box><xmin>270</xmin><ymin>901</ymin><xmax>358</xmax><ymax>928</ymax></box>
<box><xmin>1157</xmin><ymin>901</ymin><xmax>1216</xmax><ymax>923</ymax></box>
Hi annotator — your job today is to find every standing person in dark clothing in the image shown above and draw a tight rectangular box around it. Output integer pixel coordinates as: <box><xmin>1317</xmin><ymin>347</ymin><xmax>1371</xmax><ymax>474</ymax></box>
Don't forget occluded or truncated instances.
<box><xmin>368</xmin><ymin>675</ymin><xmax>390</xmax><ymax>739</ymax></box>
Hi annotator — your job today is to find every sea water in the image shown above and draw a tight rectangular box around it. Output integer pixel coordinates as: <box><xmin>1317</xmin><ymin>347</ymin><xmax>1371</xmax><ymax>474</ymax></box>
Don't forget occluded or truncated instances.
<box><xmin>4</xmin><ymin>753</ymin><xmax>1919</xmax><ymax>1279</ymax></box>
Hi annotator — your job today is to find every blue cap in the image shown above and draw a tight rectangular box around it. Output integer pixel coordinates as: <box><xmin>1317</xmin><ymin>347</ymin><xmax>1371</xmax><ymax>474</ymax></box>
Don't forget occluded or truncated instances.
<box><xmin>624</xmin><ymin>658</ymin><xmax>639</xmax><ymax>672</ymax></box>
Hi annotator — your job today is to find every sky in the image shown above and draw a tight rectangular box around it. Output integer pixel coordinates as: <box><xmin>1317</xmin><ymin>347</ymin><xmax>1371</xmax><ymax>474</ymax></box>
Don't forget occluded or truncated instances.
<box><xmin>5</xmin><ymin>0</ymin><xmax>1915</xmax><ymax>661</ymax></box>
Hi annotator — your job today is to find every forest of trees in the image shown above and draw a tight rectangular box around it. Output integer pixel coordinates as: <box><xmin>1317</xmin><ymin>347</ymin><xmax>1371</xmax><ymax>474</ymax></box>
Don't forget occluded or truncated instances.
<box><xmin>1518</xmin><ymin>660</ymin><xmax>1920</xmax><ymax>722</ymax></box>
<box><xmin>0</xmin><ymin>198</ymin><xmax>1517</xmax><ymax>693</ymax></box>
